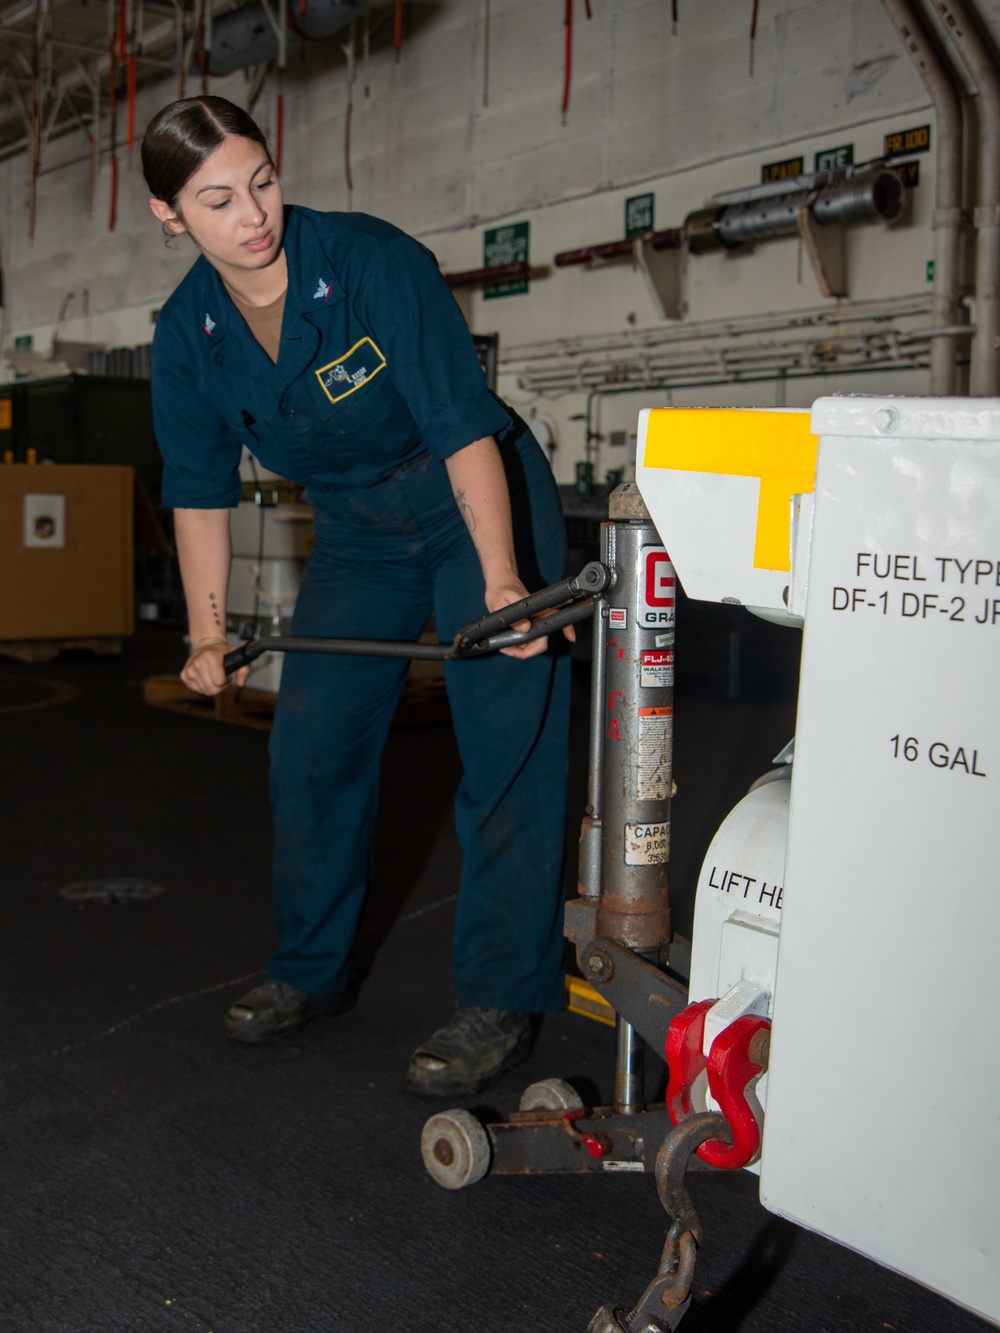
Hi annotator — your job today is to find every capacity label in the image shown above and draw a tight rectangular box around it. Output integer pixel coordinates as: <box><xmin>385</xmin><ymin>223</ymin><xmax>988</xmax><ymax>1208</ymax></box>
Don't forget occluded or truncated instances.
<box><xmin>889</xmin><ymin>734</ymin><xmax>987</xmax><ymax>777</ymax></box>
<box><xmin>625</xmin><ymin>821</ymin><xmax>670</xmax><ymax>866</ymax></box>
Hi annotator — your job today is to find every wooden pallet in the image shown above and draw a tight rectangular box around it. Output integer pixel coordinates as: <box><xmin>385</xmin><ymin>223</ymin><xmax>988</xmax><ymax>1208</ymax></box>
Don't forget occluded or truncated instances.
<box><xmin>143</xmin><ymin>673</ymin><xmax>451</xmax><ymax>731</ymax></box>
<box><xmin>0</xmin><ymin>636</ymin><xmax>125</xmax><ymax>664</ymax></box>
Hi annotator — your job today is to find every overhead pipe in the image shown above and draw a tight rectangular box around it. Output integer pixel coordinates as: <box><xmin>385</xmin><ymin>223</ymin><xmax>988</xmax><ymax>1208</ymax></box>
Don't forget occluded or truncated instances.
<box><xmin>928</xmin><ymin>0</ymin><xmax>1000</xmax><ymax>396</ymax></box>
<box><xmin>881</xmin><ymin>0</ymin><xmax>965</xmax><ymax>394</ymax></box>
<box><xmin>201</xmin><ymin>0</ymin><xmax>379</xmax><ymax>75</ymax></box>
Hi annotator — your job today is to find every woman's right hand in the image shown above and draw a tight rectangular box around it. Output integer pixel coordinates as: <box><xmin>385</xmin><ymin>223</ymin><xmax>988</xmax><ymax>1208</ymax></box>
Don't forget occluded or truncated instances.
<box><xmin>181</xmin><ymin>638</ymin><xmax>249</xmax><ymax>695</ymax></box>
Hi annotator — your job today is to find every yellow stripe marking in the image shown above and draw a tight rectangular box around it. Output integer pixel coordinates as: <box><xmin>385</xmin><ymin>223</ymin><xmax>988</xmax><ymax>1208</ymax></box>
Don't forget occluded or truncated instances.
<box><xmin>643</xmin><ymin>409</ymin><xmax>818</xmax><ymax>571</ymax></box>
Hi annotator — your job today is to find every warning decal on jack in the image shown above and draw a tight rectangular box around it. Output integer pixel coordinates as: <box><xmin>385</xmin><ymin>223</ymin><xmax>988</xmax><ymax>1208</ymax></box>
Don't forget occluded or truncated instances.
<box><xmin>637</xmin><ymin>705</ymin><xmax>672</xmax><ymax>800</ymax></box>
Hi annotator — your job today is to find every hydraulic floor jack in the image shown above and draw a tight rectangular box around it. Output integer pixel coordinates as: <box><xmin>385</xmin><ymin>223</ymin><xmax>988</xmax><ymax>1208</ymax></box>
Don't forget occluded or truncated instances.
<box><xmin>225</xmin><ymin>483</ymin><xmax>731</xmax><ymax>1333</ymax></box>
<box><xmin>416</xmin><ymin>484</ymin><xmax>737</xmax><ymax>1333</ymax></box>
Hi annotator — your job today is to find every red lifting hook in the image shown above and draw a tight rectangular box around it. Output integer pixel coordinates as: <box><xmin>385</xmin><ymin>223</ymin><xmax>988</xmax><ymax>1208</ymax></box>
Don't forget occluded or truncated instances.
<box><xmin>562</xmin><ymin>1109</ymin><xmax>613</xmax><ymax>1160</ymax></box>
<box><xmin>665</xmin><ymin>1001</ymin><xmax>771</xmax><ymax>1170</ymax></box>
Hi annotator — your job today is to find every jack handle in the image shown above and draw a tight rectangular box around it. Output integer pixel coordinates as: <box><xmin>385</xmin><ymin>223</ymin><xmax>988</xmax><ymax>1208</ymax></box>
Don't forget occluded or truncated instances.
<box><xmin>222</xmin><ymin>560</ymin><xmax>612</xmax><ymax>675</ymax></box>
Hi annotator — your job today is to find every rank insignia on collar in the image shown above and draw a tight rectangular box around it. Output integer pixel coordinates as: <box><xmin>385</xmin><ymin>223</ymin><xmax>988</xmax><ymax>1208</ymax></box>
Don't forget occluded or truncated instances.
<box><xmin>313</xmin><ymin>278</ymin><xmax>332</xmax><ymax>302</ymax></box>
<box><xmin>202</xmin><ymin>313</ymin><xmax>216</xmax><ymax>336</ymax></box>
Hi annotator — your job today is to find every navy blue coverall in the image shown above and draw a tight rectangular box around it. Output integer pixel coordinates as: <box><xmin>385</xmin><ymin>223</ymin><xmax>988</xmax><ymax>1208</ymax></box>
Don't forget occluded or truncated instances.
<box><xmin>151</xmin><ymin>205</ymin><xmax>570</xmax><ymax>1013</ymax></box>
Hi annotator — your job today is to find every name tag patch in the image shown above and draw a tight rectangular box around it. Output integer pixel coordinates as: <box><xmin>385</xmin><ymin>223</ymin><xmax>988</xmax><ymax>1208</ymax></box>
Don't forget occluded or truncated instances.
<box><xmin>315</xmin><ymin>337</ymin><xmax>387</xmax><ymax>404</ymax></box>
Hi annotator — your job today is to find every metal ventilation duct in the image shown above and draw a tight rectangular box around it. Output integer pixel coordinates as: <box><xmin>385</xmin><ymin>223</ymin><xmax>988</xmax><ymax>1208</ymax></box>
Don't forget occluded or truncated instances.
<box><xmin>686</xmin><ymin>168</ymin><xmax>905</xmax><ymax>254</ymax></box>
<box><xmin>206</xmin><ymin>0</ymin><xmax>381</xmax><ymax>75</ymax></box>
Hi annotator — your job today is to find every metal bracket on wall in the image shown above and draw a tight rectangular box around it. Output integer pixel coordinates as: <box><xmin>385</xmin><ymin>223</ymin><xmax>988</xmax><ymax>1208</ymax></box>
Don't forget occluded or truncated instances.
<box><xmin>797</xmin><ymin>207</ymin><xmax>847</xmax><ymax>298</ymax></box>
<box><xmin>634</xmin><ymin>237</ymin><xmax>684</xmax><ymax>320</ymax></box>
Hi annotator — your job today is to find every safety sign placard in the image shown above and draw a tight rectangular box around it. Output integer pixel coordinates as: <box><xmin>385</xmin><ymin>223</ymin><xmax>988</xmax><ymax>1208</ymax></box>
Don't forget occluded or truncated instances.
<box><xmin>639</xmin><ymin>547</ymin><xmax>675</xmax><ymax>629</ymax></box>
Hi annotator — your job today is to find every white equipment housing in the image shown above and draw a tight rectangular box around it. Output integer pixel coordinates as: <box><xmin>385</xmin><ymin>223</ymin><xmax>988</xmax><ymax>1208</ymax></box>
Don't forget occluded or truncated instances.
<box><xmin>637</xmin><ymin>396</ymin><xmax>1000</xmax><ymax>1329</ymax></box>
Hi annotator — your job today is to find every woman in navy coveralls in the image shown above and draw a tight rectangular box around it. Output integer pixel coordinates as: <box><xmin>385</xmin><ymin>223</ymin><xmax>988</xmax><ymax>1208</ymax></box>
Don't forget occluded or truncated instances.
<box><xmin>142</xmin><ymin>96</ymin><xmax>571</xmax><ymax>1095</ymax></box>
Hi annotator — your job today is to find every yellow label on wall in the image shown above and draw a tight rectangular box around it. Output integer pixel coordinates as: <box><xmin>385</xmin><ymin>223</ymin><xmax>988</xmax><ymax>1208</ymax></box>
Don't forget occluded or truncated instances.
<box><xmin>0</xmin><ymin>400</ymin><xmax>12</xmax><ymax>431</ymax></box>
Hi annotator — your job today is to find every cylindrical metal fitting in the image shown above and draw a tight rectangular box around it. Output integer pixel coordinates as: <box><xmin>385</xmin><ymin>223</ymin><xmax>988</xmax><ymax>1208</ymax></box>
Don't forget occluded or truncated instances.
<box><xmin>596</xmin><ymin>488</ymin><xmax>674</xmax><ymax>953</ymax></box>
<box><xmin>811</xmin><ymin>168</ymin><xmax>904</xmax><ymax>226</ymax></box>
<box><xmin>685</xmin><ymin>168</ymin><xmax>904</xmax><ymax>252</ymax></box>
<box><xmin>614</xmin><ymin>1017</ymin><xmax>645</xmax><ymax>1116</ymax></box>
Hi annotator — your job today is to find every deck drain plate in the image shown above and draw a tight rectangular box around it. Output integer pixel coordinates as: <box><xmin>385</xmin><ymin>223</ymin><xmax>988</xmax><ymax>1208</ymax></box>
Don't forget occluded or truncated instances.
<box><xmin>58</xmin><ymin>877</ymin><xmax>166</xmax><ymax>904</ymax></box>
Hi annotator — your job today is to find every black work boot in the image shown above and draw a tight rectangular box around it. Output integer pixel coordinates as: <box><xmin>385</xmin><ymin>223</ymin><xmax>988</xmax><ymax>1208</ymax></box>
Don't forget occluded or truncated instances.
<box><xmin>406</xmin><ymin>1006</ymin><xmax>537</xmax><ymax>1096</ymax></box>
<box><xmin>225</xmin><ymin>978</ymin><xmax>357</xmax><ymax>1043</ymax></box>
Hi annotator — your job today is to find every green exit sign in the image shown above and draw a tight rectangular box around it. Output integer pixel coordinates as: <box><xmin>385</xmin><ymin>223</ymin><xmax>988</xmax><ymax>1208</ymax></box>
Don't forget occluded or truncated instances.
<box><xmin>483</xmin><ymin>222</ymin><xmax>530</xmax><ymax>299</ymax></box>
<box><xmin>625</xmin><ymin>193</ymin><xmax>654</xmax><ymax>238</ymax></box>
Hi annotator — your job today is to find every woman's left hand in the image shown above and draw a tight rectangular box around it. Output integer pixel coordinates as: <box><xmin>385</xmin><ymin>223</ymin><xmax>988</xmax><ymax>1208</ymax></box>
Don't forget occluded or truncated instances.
<box><xmin>485</xmin><ymin>579</ymin><xmax>577</xmax><ymax>660</ymax></box>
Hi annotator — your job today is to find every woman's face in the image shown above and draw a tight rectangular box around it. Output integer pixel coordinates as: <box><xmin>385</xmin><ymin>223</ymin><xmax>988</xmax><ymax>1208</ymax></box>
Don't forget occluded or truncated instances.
<box><xmin>149</xmin><ymin>133</ymin><xmax>284</xmax><ymax>282</ymax></box>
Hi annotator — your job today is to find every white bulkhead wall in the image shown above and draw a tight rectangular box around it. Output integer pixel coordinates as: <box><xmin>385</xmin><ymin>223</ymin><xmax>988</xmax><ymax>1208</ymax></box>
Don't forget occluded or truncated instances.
<box><xmin>1</xmin><ymin>0</ymin><xmax>995</xmax><ymax>485</ymax></box>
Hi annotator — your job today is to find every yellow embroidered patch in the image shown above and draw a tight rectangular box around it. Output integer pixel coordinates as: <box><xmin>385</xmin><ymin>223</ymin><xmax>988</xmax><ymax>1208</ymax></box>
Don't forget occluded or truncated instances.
<box><xmin>315</xmin><ymin>337</ymin><xmax>387</xmax><ymax>404</ymax></box>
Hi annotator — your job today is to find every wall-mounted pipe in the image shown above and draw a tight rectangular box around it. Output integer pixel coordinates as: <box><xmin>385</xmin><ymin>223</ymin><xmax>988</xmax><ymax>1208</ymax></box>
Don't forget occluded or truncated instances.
<box><xmin>881</xmin><ymin>0</ymin><xmax>965</xmax><ymax>396</ymax></box>
<box><xmin>554</xmin><ymin>229</ymin><xmax>681</xmax><ymax>267</ymax></box>
<box><xmin>444</xmin><ymin>262</ymin><xmax>530</xmax><ymax>289</ymax></box>
<box><xmin>929</xmin><ymin>0</ymin><xmax>1000</xmax><ymax>396</ymax></box>
<box><xmin>685</xmin><ymin>167</ymin><xmax>904</xmax><ymax>254</ymax></box>
<box><xmin>203</xmin><ymin>0</ymin><xmax>379</xmax><ymax>75</ymax></box>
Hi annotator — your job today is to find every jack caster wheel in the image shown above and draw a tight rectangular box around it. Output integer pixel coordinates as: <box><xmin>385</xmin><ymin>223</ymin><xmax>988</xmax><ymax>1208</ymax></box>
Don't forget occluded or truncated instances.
<box><xmin>421</xmin><ymin>1108</ymin><xmax>491</xmax><ymax>1190</ymax></box>
<box><xmin>518</xmin><ymin>1077</ymin><xmax>585</xmax><ymax>1112</ymax></box>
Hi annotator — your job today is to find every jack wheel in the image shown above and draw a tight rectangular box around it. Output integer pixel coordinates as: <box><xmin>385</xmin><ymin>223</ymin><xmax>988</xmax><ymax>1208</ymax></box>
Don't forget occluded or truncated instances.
<box><xmin>518</xmin><ymin>1077</ymin><xmax>585</xmax><ymax>1111</ymax></box>
<box><xmin>421</xmin><ymin>1109</ymin><xmax>491</xmax><ymax>1190</ymax></box>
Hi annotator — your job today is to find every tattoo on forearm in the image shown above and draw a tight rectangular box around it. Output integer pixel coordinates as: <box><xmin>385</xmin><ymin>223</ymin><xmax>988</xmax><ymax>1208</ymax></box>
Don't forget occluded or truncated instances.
<box><xmin>209</xmin><ymin>591</ymin><xmax>222</xmax><ymax>628</ymax></box>
<box><xmin>454</xmin><ymin>488</ymin><xmax>477</xmax><ymax>535</ymax></box>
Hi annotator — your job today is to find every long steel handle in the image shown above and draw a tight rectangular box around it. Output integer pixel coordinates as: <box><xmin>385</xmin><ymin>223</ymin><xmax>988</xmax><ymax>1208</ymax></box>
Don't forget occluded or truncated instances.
<box><xmin>221</xmin><ymin>560</ymin><xmax>612</xmax><ymax>676</ymax></box>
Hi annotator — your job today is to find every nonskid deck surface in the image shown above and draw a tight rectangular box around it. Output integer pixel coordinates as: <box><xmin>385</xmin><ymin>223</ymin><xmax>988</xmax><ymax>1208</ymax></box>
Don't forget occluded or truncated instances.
<box><xmin>0</xmin><ymin>627</ymin><xmax>985</xmax><ymax>1333</ymax></box>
